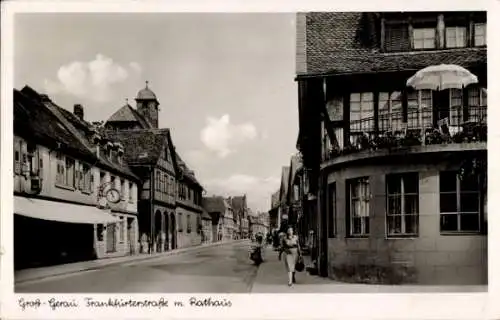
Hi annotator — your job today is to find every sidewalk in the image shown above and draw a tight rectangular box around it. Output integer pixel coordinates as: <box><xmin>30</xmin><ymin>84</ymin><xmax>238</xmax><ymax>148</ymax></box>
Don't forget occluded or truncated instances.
<box><xmin>251</xmin><ymin>247</ymin><xmax>487</xmax><ymax>293</ymax></box>
<box><xmin>15</xmin><ymin>239</ymin><xmax>248</xmax><ymax>284</ymax></box>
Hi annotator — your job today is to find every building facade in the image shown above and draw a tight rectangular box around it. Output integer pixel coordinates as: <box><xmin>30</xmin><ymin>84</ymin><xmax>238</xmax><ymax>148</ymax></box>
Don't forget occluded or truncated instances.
<box><xmin>14</xmin><ymin>87</ymin><xmax>140</xmax><ymax>270</ymax></box>
<box><xmin>175</xmin><ymin>155</ymin><xmax>204</xmax><ymax>248</ymax></box>
<box><xmin>202</xmin><ymin>196</ymin><xmax>227</xmax><ymax>242</ymax></box>
<box><xmin>295</xmin><ymin>12</ymin><xmax>487</xmax><ymax>285</ymax></box>
<box><xmin>268</xmin><ymin>190</ymin><xmax>280</xmax><ymax>230</ymax></box>
<box><xmin>105</xmin><ymin>83</ymin><xmax>204</xmax><ymax>253</ymax></box>
<box><xmin>201</xmin><ymin>209</ymin><xmax>213</xmax><ymax>244</ymax></box>
<box><xmin>231</xmin><ymin>195</ymin><xmax>250</xmax><ymax>239</ymax></box>
<box><xmin>249</xmin><ymin>212</ymin><xmax>270</xmax><ymax>239</ymax></box>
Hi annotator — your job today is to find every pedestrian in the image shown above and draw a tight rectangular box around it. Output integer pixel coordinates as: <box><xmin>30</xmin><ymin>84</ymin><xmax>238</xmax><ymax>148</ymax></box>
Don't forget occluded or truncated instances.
<box><xmin>281</xmin><ymin>226</ymin><xmax>301</xmax><ymax>287</ymax></box>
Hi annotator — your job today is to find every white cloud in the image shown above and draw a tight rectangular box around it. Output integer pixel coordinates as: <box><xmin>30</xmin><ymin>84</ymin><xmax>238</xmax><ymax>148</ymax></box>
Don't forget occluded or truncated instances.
<box><xmin>129</xmin><ymin>62</ymin><xmax>142</xmax><ymax>74</ymax></box>
<box><xmin>200</xmin><ymin>114</ymin><xmax>258</xmax><ymax>158</ymax></box>
<box><xmin>204</xmin><ymin>174</ymin><xmax>280</xmax><ymax>212</ymax></box>
<box><xmin>44</xmin><ymin>54</ymin><xmax>142</xmax><ymax>102</ymax></box>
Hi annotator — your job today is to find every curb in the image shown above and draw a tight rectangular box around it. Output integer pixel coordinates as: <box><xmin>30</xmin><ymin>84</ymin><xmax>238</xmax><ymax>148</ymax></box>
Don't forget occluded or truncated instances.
<box><xmin>15</xmin><ymin>239</ymin><xmax>249</xmax><ymax>285</ymax></box>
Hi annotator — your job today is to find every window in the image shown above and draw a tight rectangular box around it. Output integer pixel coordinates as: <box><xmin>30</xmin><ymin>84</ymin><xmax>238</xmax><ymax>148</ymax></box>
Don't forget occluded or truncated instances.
<box><xmin>474</xmin><ymin>23</ymin><xmax>486</xmax><ymax>46</ymax></box>
<box><xmin>440</xmin><ymin>171</ymin><xmax>481</xmax><ymax>233</ymax></box>
<box><xmin>187</xmin><ymin>214</ymin><xmax>192</xmax><ymax>233</ymax></box>
<box><xmin>468</xmin><ymin>87</ymin><xmax>487</xmax><ymax>123</ymax></box>
<box><xmin>57</xmin><ymin>156</ymin><xmax>75</xmax><ymax>188</ymax></box>
<box><xmin>386</xmin><ymin>173</ymin><xmax>419</xmax><ymax>237</ymax></box>
<box><xmin>348</xmin><ymin>177</ymin><xmax>370</xmax><ymax>236</ymax></box>
<box><xmin>56</xmin><ymin>153</ymin><xmax>65</xmax><ymax>185</ymax></box>
<box><xmin>121</xmin><ymin>179</ymin><xmax>126</xmax><ymax>200</ymax></box>
<box><xmin>119</xmin><ymin>217</ymin><xmax>125</xmax><ymax>242</ymax></box>
<box><xmin>178</xmin><ymin>213</ymin><xmax>183</xmax><ymax>232</ymax></box>
<box><xmin>385</xmin><ymin>24</ymin><xmax>410</xmax><ymax>52</ymax></box>
<box><xmin>413</xmin><ymin>28</ymin><xmax>436</xmax><ymax>49</ymax></box>
<box><xmin>445</xmin><ymin>26</ymin><xmax>466</xmax><ymax>48</ymax></box>
<box><xmin>129</xmin><ymin>182</ymin><xmax>133</xmax><ymax>202</ymax></box>
<box><xmin>407</xmin><ymin>90</ymin><xmax>433</xmax><ymax>129</ymax></box>
<box><xmin>14</xmin><ymin>142</ymin><xmax>21</xmax><ymax>174</ymax></box>
<box><xmin>27</xmin><ymin>143</ymin><xmax>38</xmax><ymax>176</ymax></box>
<box><xmin>350</xmin><ymin>93</ymin><xmax>374</xmax><ymax>132</ymax></box>
<box><xmin>81</xmin><ymin>163</ymin><xmax>92</xmax><ymax>193</ymax></box>
<box><xmin>449</xmin><ymin>89</ymin><xmax>463</xmax><ymax>126</ymax></box>
<box><xmin>378</xmin><ymin>91</ymin><xmax>403</xmax><ymax>132</ymax></box>
<box><xmin>39</xmin><ymin>158</ymin><xmax>44</xmax><ymax>177</ymax></box>
<box><xmin>327</xmin><ymin>183</ymin><xmax>336</xmax><ymax>238</ymax></box>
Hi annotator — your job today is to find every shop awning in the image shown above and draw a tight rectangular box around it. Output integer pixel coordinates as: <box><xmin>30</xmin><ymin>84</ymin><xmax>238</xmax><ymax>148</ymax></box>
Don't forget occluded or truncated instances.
<box><xmin>14</xmin><ymin>196</ymin><xmax>121</xmax><ymax>224</ymax></box>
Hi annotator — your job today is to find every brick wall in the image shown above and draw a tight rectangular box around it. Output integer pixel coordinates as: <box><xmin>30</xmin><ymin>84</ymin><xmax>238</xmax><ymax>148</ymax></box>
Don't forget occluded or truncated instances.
<box><xmin>325</xmin><ymin>158</ymin><xmax>487</xmax><ymax>285</ymax></box>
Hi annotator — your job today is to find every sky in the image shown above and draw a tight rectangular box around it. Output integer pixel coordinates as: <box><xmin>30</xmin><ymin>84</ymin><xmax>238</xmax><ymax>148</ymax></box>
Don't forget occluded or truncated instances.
<box><xmin>14</xmin><ymin>13</ymin><xmax>298</xmax><ymax>212</ymax></box>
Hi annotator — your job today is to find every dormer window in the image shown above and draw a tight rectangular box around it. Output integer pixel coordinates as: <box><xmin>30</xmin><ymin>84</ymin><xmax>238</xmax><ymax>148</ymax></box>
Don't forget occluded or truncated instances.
<box><xmin>474</xmin><ymin>23</ymin><xmax>486</xmax><ymax>46</ymax></box>
<box><xmin>413</xmin><ymin>28</ymin><xmax>436</xmax><ymax>49</ymax></box>
<box><xmin>445</xmin><ymin>26</ymin><xmax>466</xmax><ymax>48</ymax></box>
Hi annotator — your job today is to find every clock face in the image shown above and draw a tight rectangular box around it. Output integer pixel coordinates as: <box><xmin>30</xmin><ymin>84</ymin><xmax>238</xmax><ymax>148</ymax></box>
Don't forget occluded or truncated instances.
<box><xmin>106</xmin><ymin>189</ymin><xmax>121</xmax><ymax>204</ymax></box>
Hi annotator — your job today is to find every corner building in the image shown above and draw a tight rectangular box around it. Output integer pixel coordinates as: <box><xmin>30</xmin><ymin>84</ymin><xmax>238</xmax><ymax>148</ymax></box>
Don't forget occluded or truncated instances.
<box><xmin>295</xmin><ymin>12</ymin><xmax>487</xmax><ymax>285</ymax></box>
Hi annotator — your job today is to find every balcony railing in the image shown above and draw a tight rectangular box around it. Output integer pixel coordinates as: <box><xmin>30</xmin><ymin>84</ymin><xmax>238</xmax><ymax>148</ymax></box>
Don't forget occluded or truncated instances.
<box><xmin>322</xmin><ymin>106</ymin><xmax>487</xmax><ymax>161</ymax></box>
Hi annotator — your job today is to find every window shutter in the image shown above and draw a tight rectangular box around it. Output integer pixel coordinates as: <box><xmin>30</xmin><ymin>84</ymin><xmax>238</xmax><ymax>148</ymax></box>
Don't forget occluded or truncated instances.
<box><xmin>385</xmin><ymin>24</ymin><xmax>410</xmax><ymax>52</ymax></box>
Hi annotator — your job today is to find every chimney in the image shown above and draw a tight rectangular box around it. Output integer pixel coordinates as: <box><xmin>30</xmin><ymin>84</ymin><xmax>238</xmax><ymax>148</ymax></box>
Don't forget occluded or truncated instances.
<box><xmin>74</xmin><ymin>104</ymin><xmax>84</xmax><ymax>120</ymax></box>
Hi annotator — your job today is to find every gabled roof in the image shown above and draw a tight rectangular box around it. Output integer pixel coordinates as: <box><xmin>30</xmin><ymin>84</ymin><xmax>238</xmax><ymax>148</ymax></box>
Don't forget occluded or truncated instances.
<box><xmin>14</xmin><ymin>89</ymin><xmax>94</xmax><ymax>162</ymax></box>
<box><xmin>17</xmin><ymin>86</ymin><xmax>139</xmax><ymax>181</ymax></box>
<box><xmin>105</xmin><ymin>129</ymin><xmax>170</xmax><ymax>165</ymax></box>
<box><xmin>106</xmin><ymin>104</ymin><xmax>152</xmax><ymax>129</ymax></box>
<box><xmin>298</xmin><ymin>12</ymin><xmax>487</xmax><ymax>78</ymax></box>
<box><xmin>175</xmin><ymin>152</ymin><xmax>203</xmax><ymax>188</ymax></box>
<box><xmin>231</xmin><ymin>196</ymin><xmax>246</xmax><ymax>212</ymax></box>
<box><xmin>202</xmin><ymin>196</ymin><xmax>226</xmax><ymax>215</ymax></box>
<box><xmin>201</xmin><ymin>209</ymin><xmax>212</xmax><ymax>220</ymax></box>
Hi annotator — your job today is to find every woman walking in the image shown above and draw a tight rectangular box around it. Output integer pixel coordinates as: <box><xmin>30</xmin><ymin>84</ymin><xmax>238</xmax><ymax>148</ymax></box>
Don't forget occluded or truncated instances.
<box><xmin>281</xmin><ymin>226</ymin><xmax>301</xmax><ymax>287</ymax></box>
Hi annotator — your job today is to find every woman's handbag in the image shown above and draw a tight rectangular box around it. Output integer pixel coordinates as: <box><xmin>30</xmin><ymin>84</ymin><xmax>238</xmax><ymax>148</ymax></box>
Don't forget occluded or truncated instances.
<box><xmin>295</xmin><ymin>255</ymin><xmax>305</xmax><ymax>272</ymax></box>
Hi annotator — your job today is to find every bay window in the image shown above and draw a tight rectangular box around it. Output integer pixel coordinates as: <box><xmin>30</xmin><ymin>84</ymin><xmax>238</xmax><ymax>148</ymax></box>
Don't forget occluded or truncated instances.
<box><xmin>378</xmin><ymin>91</ymin><xmax>403</xmax><ymax>132</ymax></box>
<box><xmin>348</xmin><ymin>177</ymin><xmax>370</xmax><ymax>236</ymax></box>
<box><xmin>407</xmin><ymin>90</ymin><xmax>433</xmax><ymax>129</ymax></box>
<box><xmin>350</xmin><ymin>92</ymin><xmax>374</xmax><ymax>132</ymax></box>
<box><xmin>468</xmin><ymin>87</ymin><xmax>487</xmax><ymax>123</ymax></box>
<box><xmin>386</xmin><ymin>173</ymin><xmax>419</xmax><ymax>237</ymax></box>
<box><xmin>449</xmin><ymin>89</ymin><xmax>463</xmax><ymax>127</ymax></box>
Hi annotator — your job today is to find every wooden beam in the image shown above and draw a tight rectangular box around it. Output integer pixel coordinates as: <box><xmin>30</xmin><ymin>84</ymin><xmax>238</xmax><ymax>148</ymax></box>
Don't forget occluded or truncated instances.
<box><xmin>380</xmin><ymin>17</ymin><xmax>386</xmax><ymax>51</ymax></box>
<box><xmin>320</xmin><ymin>107</ymin><xmax>340</xmax><ymax>150</ymax></box>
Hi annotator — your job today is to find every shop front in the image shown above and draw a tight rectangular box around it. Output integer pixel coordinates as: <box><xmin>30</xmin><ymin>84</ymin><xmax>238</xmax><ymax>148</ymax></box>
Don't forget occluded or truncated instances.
<box><xmin>14</xmin><ymin>196</ymin><xmax>120</xmax><ymax>270</ymax></box>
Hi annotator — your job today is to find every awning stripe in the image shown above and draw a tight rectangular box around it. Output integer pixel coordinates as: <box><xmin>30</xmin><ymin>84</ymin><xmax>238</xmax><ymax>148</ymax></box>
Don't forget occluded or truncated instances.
<box><xmin>14</xmin><ymin>196</ymin><xmax>121</xmax><ymax>224</ymax></box>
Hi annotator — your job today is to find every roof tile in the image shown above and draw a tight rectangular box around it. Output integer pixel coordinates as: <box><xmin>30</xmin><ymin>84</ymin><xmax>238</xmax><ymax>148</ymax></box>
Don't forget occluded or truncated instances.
<box><xmin>300</xmin><ymin>12</ymin><xmax>486</xmax><ymax>77</ymax></box>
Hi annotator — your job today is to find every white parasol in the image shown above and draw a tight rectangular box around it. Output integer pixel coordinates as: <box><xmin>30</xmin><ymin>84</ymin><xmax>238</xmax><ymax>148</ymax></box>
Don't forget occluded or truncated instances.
<box><xmin>406</xmin><ymin>64</ymin><xmax>479</xmax><ymax>145</ymax></box>
<box><xmin>406</xmin><ymin>64</ymin><xmax>478</xmax><ymax>91</ymax></box>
